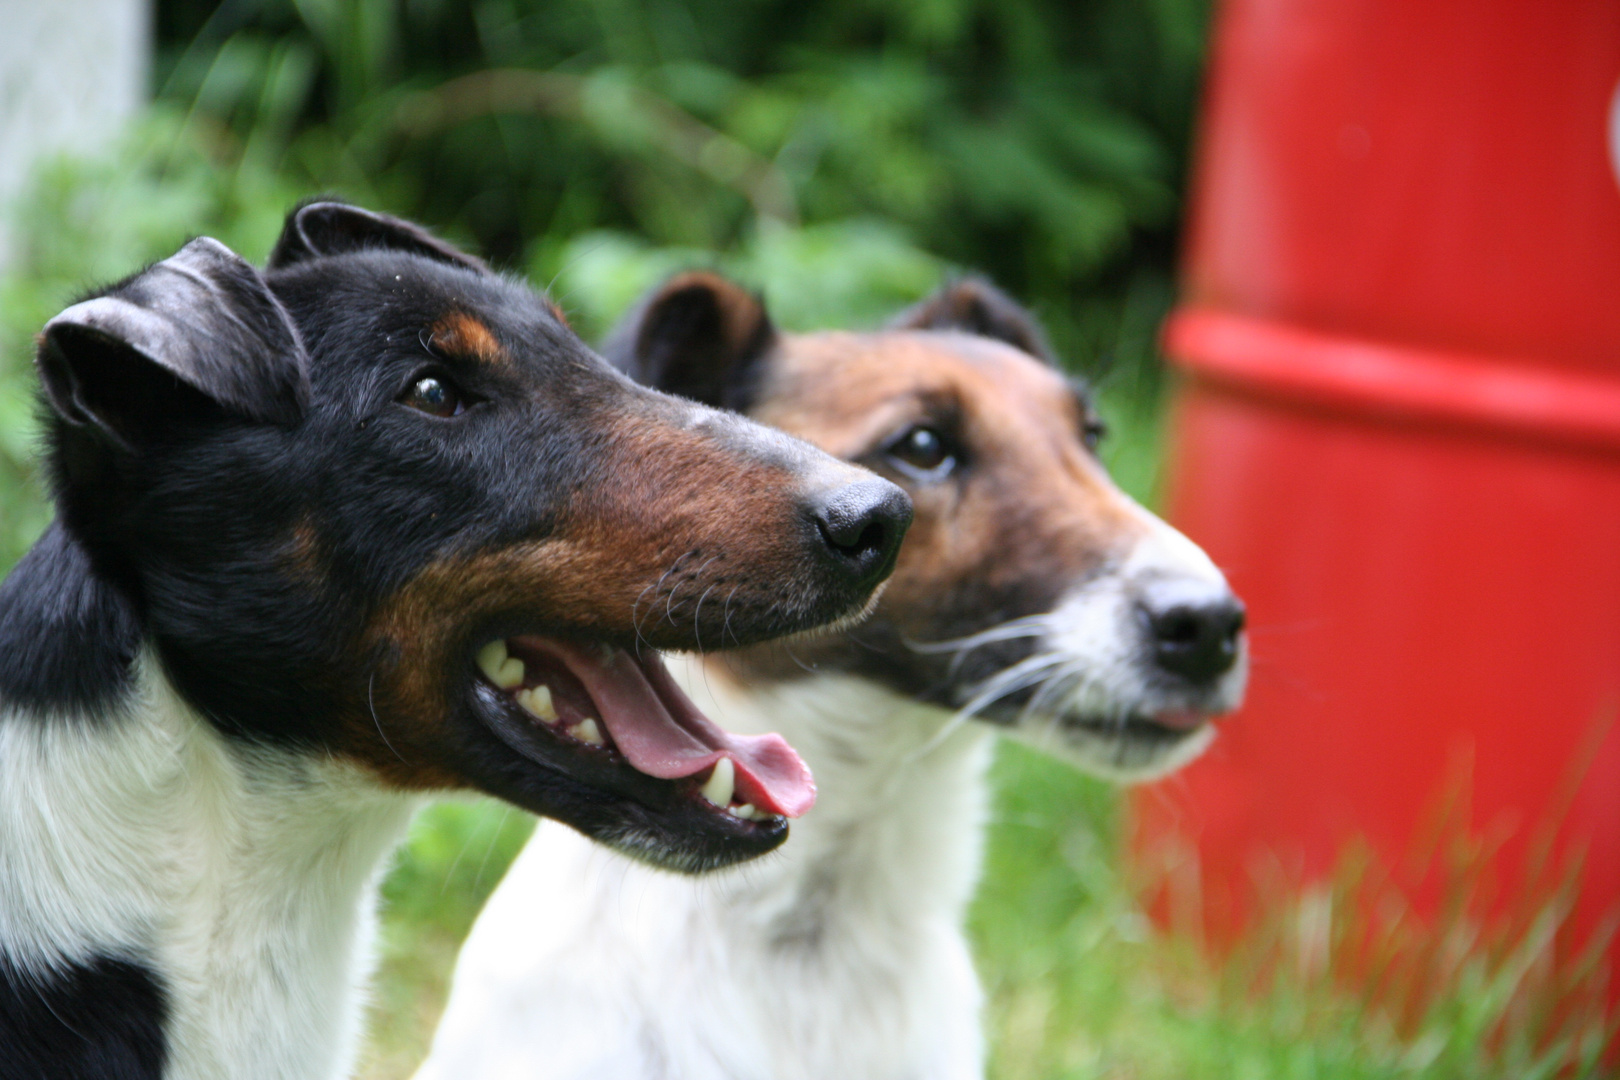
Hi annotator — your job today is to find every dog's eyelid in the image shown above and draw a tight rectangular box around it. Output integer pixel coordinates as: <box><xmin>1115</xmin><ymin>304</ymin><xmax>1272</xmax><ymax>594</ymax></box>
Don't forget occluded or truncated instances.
<box><xmin>891</xmin><ymin>392</ymin><xmax>964</xmax><ymax>442</ymax></box>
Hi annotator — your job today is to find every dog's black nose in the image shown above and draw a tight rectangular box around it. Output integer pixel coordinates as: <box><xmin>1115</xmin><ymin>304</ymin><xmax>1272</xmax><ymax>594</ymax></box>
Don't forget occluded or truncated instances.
<box><xmin>809</xmin><ymin>478</ymin><xmax>913</xmax><ymax>589</ymax></box>
<box><xmin>1139</xmin><ymin>578</ymin><xmax>1246</xmax><ymax>684</ymax></box>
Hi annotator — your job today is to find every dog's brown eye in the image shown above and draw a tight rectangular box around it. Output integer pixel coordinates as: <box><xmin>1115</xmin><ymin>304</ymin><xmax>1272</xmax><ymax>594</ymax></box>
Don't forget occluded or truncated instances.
<box><xmin>887</xmin><ymin>425</ymin><xmax>954</xmax><ymax>479</ymax></box>
<box><xmin>401</xmin><ymin>374</ymin><xmax>464</xmax><ymax>418</ymax></box>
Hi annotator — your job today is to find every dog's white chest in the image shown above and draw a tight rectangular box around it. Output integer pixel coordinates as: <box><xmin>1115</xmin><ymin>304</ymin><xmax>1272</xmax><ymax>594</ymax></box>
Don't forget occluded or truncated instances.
<box><xmin>156</xmin><ymin>762</ymin><xmax>415</xmax><ymax>1080</ymax></box>
<box><xmin>0</xmin><ymin>660</ymin><xmax>416</xmax><ymax>1080</ymax></box>
<box><xmin>422</xmin><ymin>672</ymin><xmax>995</xmax><ymax>1080</ymax></box>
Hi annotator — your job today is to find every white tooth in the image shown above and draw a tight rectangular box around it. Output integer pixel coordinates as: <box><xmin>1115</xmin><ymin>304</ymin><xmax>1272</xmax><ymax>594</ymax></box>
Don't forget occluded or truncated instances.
<box><xmin>728</xmin><ymin>803</ymin><xmax>757</xmax><ymax>820</ymax></box>
<box><xmin>494</xmin><ymin>656</ymin><xmax>525</xmax><ymax>690</ymax></box>
<box><xmin>568</xmin><ymin>718</ymin><xmax>604</xmax><ymax>745</ymax></box>
<box><xmin>701</xmin><ymin>757</ymin><xmax>735</xmax><ymax>807</ymax></box>
<box><xmin>477</xmin><ymin>640</ymin><xmax>509</xmax><ymax>682</ymax></box>
<box><xmin>519</xmin><ymin>686</ymin><xmax>557</xmax><ymax>722</ymax></box>
<box><xmin>597</xmin><ymin>643</ymin><xmax>616</xmax><ymax>664</ymax></box>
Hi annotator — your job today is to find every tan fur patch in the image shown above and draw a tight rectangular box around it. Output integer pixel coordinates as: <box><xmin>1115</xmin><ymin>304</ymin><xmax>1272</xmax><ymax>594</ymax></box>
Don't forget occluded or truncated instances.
<box><xmin>730</xmin><ymin>330</ymin><xmax>1148</xmax><ymax>678</ymax></box>
<box><xmin>279</xmin><ymin>516</ymin><xmax>324</xmax><ymax>582</ymax></box>
<box><xmin>431</xmin><ymin>312</ymin><xmax>507</xmax><ymax>365</ymax></box>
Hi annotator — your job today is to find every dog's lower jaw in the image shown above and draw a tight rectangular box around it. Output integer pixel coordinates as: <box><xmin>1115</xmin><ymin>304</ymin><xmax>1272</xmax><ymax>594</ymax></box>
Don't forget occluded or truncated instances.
<box><xmin>1</xmin><ymin>652</ymin><xmax>420</xmax><ymax>1080</ymax></box>
<box><xmin>419</xmin><ymin>664</ymin><xmax>996</xmax><ymax>1080</ymax></box>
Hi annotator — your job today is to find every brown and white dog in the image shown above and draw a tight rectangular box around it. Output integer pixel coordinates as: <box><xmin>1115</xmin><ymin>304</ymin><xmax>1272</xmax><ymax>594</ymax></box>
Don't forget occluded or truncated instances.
<box><xmin>416</xmin><ymin>274</ymin><xmax>1247</xmax><ymax>1080</ymax></box>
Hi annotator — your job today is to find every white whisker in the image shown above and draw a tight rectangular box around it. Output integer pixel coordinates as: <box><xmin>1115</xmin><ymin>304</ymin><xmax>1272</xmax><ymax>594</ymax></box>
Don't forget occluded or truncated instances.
<box><xmin>955</xmin><ymin>651</ymin><xmax>1067</xmax><ymax>718</ymax></box>
<box><xmin>908</xmin><ymin>619</ymin><xmax>1049</xmax><ymax>652</ymax></box>
<box><xmin>905</xmin><ymin>615</ymin><xmax>1052</xmax><ymax>675</ymax></box>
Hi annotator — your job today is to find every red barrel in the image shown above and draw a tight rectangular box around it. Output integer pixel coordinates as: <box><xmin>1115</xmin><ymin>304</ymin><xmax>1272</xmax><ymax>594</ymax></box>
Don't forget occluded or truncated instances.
<box><xmin>1137</xmin><ymin>0</ymin><xmax>1620</xmax><ymax>961</ymax></box>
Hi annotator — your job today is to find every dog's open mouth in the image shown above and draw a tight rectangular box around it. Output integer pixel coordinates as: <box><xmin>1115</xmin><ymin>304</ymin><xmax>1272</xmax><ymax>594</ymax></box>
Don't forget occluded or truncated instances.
<box><xmin>474</xmin><ymin>636</ymin><xmax>816</xmax><ymax>824</ymax></box>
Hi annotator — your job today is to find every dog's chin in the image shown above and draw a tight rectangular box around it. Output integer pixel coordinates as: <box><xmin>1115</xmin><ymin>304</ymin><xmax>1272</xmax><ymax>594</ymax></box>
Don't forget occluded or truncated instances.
<box><xmin>994</xmin><ymin>710</ymin><xmax>1218</xmax><ymax>784</ymax></box>
<box><xmin>578</xmin><ymin>800</ymin><xmax>791</xmax><ymax>874</ymax></box>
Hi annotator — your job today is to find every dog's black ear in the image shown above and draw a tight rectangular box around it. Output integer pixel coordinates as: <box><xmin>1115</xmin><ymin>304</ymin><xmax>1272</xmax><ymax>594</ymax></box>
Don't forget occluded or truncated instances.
<box><xmin>892</xmin><ymin>276</ymin><xmax>1055</xmax><ymax>364</ymax></box>
<box><xmin>267</xmin><ymin>200</ymin><xmax>490</xmax><ymax>274</ymax></box>
<box><xmin>602</xmin><ymin>271</ymin><xmax>777</xmax><ymax>412</ymax></box>
<box><xmin>38</xmin><ymin>237</ymin><xmax>311</xmax><ymax>451</ymax></box>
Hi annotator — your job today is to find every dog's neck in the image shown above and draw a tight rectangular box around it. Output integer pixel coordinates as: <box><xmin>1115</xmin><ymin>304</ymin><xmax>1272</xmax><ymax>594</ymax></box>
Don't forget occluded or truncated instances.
<box><xmin>647</xmin><ymin>657</ymin><xmax>996</xmax><ymax>1079</ymax></box>
<box><xmin>422</xmin><ymin>662</ymin><xmax>996</xmax><ymax>1080</ymax></box>
<box><xmin>1</xmin><ymin>553</ymin><xmax>417</xmax><ymax>1080</ymax></box>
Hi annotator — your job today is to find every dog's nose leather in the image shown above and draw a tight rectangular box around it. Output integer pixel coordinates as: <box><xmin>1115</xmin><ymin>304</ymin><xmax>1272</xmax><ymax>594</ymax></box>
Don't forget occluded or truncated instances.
<box><xmin>1138</xmin><ymin>578</ymin><xmax>1246</xmax><ymax>685</ymax></box>
<box><xmin>808</xmin><ymin>478</ymin><xmax>913</xmax><ymax>590</ymax></box>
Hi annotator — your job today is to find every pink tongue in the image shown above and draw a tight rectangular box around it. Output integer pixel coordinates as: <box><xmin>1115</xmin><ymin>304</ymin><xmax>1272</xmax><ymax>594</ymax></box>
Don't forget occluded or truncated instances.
<box><xmin>542</xmin><ymin>641</ymin><xmax>816</xmax><ymax>818</ymax></box>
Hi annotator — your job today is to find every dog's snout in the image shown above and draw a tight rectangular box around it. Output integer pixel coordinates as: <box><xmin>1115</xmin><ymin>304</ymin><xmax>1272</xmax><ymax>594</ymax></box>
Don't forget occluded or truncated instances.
<box><xmin>1139</xmin><ymin>578</ymin><xmax>1246</xmax><ymax>684</ymax></box>
<box><xmin>808</xmin><ymin>478</ymin><xmax>913</xmax><ymax>589</ymax></box>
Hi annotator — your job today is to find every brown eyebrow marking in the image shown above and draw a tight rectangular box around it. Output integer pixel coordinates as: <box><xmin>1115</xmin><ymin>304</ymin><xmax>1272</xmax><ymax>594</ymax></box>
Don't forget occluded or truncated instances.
<box><xmin>429</xmin><ymin>312</ymin><xmax>507</xmax><ymax>365</ymax></box>
<box><xmin>279</xmin><ymin>514</ymin><xmax>324</xmax><ymax>582</ymax></box>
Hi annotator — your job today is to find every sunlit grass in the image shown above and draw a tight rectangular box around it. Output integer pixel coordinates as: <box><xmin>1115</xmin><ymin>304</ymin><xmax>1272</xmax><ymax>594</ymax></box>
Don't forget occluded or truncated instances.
<box><xmin>974</xmin><ymin>747</ymin><xmax>1616</xmax><ymax>1080</ymax></box>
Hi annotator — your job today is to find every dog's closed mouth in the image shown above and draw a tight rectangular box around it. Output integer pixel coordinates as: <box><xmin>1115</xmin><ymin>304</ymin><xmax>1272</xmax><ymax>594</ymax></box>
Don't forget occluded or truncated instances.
<box><xmin>1061</xmin><ymin>711</ymin><xmax>1210</xmax><ymax>742</ymax></box>
<box><xmin>476</xmin><ymin>637</ymin><xmax>816</xmax><ymax>820</ymax></box>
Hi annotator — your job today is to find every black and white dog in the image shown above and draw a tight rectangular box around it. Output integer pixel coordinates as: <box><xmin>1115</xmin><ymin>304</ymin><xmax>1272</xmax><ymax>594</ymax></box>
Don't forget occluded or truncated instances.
<box><xmin>0</xmin><ymin>207</ymin><xmax>909</xmax><ymax>1080</ymax></box>
<box><xmin>418</xmin><ymin>274</ymin><xmax>1245</xmax><ymax>1080</ymax></box>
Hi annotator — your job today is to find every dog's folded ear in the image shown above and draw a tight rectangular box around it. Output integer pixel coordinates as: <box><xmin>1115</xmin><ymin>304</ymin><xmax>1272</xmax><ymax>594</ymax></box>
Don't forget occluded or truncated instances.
<box><xmin>268</xmin><ymin>200</ymin><xmax>490</xmax><ymax>274</ymax></box>
<box><xmin>892</xmin><ymin>277</ymin><xmax>1055</xmax><ymax>364</ymax></box>
<box><xmin>38</xmin><ymin>237</ymin><xmax>311</xmax><ymax>451</ymax></box>
<box><xmin>602</xmin><ymin>271</ymin><xmax>777</xmax><ymax>412</ymax></box>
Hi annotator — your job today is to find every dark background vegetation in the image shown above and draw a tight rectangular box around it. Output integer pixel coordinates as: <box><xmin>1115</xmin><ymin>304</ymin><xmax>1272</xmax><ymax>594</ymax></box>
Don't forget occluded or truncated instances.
<box><xmin>151</xmin><ymin>0</ymin><xmax>1204</xmax><ymax>347</ymax></box>
<box><xmin>0</xmin><ymin>2</ymin><xmax>1609</xmax><ymax>1075</ymax></box>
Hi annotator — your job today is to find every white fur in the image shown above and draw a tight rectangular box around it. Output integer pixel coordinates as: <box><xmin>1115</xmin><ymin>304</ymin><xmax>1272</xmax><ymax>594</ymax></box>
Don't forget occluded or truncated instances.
<box><xmin>986</xmin><ymin>508</ymin><xmax>1240</xmax><ymax>781</ymax></box>
<box><xmin>417</xmin><ymin>499</ymin><xmax>1246</xmax><ymax>1080</ymax></box>
<box><xmin>0</xmin><ymin>651</ymin><xmax>419</xmax><ymax>1080</ymax></box>
<box><xmin>419</xmin><ymin>673</ymin><xmax>992</xmax><ymax>1080</ymax></box>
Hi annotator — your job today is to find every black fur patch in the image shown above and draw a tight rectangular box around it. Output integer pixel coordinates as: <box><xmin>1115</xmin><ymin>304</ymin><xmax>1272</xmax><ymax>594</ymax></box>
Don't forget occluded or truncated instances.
<box><xmin>268</xmin><ymin>200</ymin><xmax>490</xmax><ymax>275</ymax></box>
<box><xmin>0</xmin><ymin>522</ymin><xmax>142</xmax><ymax>719</ymax></box>
<box><xmin>0</xmin><ymin>954</ymin><xmax>167</xmax><ymax>1080</ymax></box>
<box><xmin>46</xmin><ymin>245</ymin><xmax>615</xmax><ymax>751</ymax></box>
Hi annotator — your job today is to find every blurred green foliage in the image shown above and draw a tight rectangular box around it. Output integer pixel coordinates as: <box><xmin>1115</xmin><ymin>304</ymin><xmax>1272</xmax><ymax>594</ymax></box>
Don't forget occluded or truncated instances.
<box><xmin>152</xmin><ymin>0</ymin><xmax>1205</xmax><ymax>322</ymax></box>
